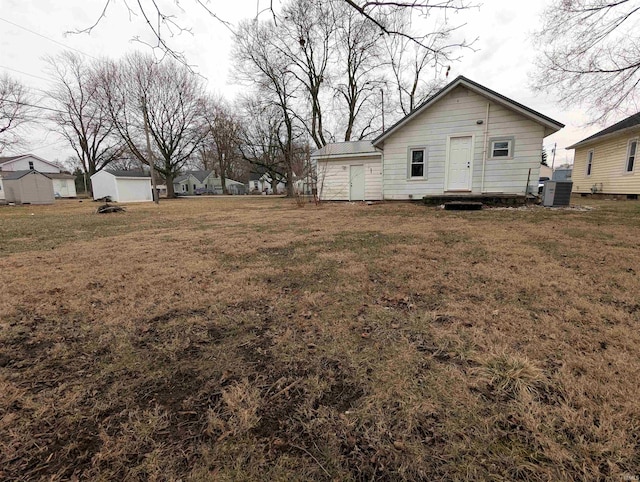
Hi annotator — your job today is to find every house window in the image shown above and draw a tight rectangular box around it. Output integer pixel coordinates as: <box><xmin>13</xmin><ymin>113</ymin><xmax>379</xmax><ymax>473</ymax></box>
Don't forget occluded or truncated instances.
<box><xmin>491</xmin><ymin>139</ymin><xmax>513</xmax><ymax>158</ymax></box>
<box><xmin>28</xmin><ymin>161</ymin><xmax>34</xmax><ymax>170</ymax></box>
<box><xmin>408</xmin><ymin>148</ymin><xmax>426</xmax><ymax>178</ymax></box>
<box><xmin>182</xmin><ymin>184</ymin><xmax>187</xmax><ymax>192</ymax></box>
<box><xmin>586</xmin><ymin>150</ymin><xmax>594</xmax><ymax>176</ymax></box>
<box><xmin>626</xmin><ymin>139</ymin><xmax>637</xmax><ymax>173</ymax></box>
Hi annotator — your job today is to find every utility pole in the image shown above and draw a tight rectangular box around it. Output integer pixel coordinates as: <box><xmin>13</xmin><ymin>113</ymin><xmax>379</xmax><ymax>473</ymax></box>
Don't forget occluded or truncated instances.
<box><xmin>381</xmin><ymin>88</ymin><xmax>385</xmax><ymax>132</ymax></box>
<box><xmin>142</xmin><ymin>97</ymin><xmax>159</xmax><ymax>204</ymax></box>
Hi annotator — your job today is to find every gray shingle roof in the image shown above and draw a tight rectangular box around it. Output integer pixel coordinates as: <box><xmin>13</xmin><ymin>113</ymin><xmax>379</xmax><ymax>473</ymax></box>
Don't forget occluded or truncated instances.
<box><xmin>311</xmin><ymin>140</ymin><xmax>380</xmax><ymax>158</ymax></box>
<box><xmin>173</xmin><ymin>170</ymin><xmax>213</xmax><ymax>184</ymax></box>
<box><xmin>46</xmin><ymin>172</ymin><xmax>76</xmax><ymax>179</ymax></box>
<box><xmin>1</xmin><ymin>170</ymin><xmax>51</xmax><ymax>180</ymax></box>
<box><xmin>566</xmin><ymin>112</ymin><xmax>640</xmax><ymax>149</ymax></box>
<box><xmin>105</xmin><ymin>169</ymin><xmax>150</xmax><ymax>178</ymax></box>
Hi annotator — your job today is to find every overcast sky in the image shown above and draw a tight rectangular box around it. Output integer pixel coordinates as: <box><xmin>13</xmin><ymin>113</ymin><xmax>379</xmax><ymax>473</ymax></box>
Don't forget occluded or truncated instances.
<box><xmin>0</xmin><ymin>0</ymin><xmax>608</xmax><ymax>167</ymax></box>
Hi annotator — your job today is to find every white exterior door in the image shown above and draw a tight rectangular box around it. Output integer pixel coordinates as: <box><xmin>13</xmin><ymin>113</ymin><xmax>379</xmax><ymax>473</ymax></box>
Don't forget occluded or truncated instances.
<box><xmin>349</xmin><ymin>165</ymin><xmax>365</xmax><ymax>201</ymax></box>
<box><xmin>446</xmin><ymin>136</ymin><xmax>473</xmax><ymax>191</ymax></box>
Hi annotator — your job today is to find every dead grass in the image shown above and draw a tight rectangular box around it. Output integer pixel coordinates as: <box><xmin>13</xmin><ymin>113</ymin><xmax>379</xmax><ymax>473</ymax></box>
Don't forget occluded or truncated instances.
<box><xmin>1</xmin><ymin>196</ymin><xmax>639</xmax><ymax>480</ymax></box>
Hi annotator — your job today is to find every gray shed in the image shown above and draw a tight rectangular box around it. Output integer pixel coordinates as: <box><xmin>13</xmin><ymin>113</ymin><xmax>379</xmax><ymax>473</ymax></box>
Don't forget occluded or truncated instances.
<box><xmin>2</xmin><ymin>170</ymin><xmax>55</xmax><ymax>204</ymax></box>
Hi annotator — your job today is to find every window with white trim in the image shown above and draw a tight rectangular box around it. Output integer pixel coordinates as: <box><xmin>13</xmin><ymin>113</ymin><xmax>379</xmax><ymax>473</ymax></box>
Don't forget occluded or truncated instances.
<box><xmin>28</xmin><ymin>161</ymin><xmax>34</xmax><ymax>170</ymax></box>
<box><xmin>409</xmin><ymin>148</ymin><xmax>426</xmax><ymax>178</ymax></box>
<box><xmin>586</xmin><ymin>150</ymin><xmax>594</xmax><ymax>176</ymax></box>
<box><xmin>626</xmin><ymin>139</ymin><xmax>637</xmax><ymax>173</ymax></box>
<box><xmin>182</xmin><ymin>184</ymin><xmax>187</xmax><ymax>192</ymax></box>
<box><xmin>491</xmin><ymin>139</ymin><xmax>512</xmax><ymax>158</ymax></box>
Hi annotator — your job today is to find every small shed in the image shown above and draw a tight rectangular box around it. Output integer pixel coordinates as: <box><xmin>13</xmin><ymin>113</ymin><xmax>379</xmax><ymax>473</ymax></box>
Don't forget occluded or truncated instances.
<box><xmin>91</xmin><ymin>169</ymin><xmax>152</xmax><ymax>203</ymax></box>
<box><xmin>2</xmin><ymin>170</ymin><xmax>54</xmax><ymax>204</ymax></box>
<box><xmin>48</xmin><ymin>172</ymin><xmax>78</xmax><ymax>198</ymax></box>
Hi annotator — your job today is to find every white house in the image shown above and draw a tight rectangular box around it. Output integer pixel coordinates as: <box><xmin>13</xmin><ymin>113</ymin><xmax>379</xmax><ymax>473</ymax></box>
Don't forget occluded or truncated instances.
<box><xmin>248</xmin><ymin>170</ymin><xmax>286</xmax><ymax>194</ymax></box>
<box><xmin>312</xmin><ymin>76</ymin><xmax>564</xmax><ymax>201</ymax></box>
<box><xmin>174</xmin><ymin>170</ymin><xmax>246</xmax><ymax>195</ymax></box>
<box><xmin>91</xmin><ymin>169</ymin><xmax>152</xmax><ymax>202</ymax></box>
<box><xmin>0</xmin><ymin>154</ymin><xmax>78</xmax><ymax>200</ymax></box>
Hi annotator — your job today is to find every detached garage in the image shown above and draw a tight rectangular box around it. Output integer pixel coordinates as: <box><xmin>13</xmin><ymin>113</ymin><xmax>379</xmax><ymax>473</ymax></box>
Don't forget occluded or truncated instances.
<box><xmin>91</xmin><ymin>169</ymin><xmax>152</xmax><ymax>203</ymax></box>
<box><xmin>313</xmin><ymin>141</ymin><xmax>383</xmax><ymax>201</ymax></box>
<box><xmin>2</xmin><ymin>170</ymin><xmax>54</xmax><ymax>204</ymax></box>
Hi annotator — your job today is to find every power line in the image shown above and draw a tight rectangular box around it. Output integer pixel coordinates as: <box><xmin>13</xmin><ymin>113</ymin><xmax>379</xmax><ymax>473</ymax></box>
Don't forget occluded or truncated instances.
<box><xmin>0</xmin><ymin>65</ymin><xmax>54</xmax><ymax>83</ymax></box>
<box><xmin>0</xmin><ymin>16</ymin><xmax>98</xmax><ymax>60</ymax></box>
<box><xmin>0</xmin><ymin>97</ymin><xmax>65</xmax><ymax>114</ymax></box>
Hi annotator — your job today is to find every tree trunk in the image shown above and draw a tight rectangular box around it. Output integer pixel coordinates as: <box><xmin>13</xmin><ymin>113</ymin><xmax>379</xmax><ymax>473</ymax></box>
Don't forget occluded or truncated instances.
<box><xmin>221</xmin><ymin>173</ymin><xmax>227</xmax><ymax>195</ymax></box>
<box><xmin>286</xmin><ymin>164</ymin><xmax>294</xmax><ymax>197</ymax></box>
<box><xmin>166</xmin><ymin>174</ymin><xmax>175</xmax><ymax>198</ymax></box>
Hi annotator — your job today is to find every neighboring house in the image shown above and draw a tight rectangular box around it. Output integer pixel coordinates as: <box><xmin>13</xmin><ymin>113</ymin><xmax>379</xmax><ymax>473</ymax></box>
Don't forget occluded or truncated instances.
<box><xmin>248</xmin><ymin>170</ymin><xmax>286</xmax><ymax>194</ymax></box>
<box><xmin>48</xmin><ymin>173</ymin><xmax>78</xmax><ymax>198</ymax></box>
<box><xmin>0</xmin><ymin>154</ymin><xmax>68</xmax><ymax>201</ymax></box>
<box><xmin>552</xmin><ymin>166</ymin><xmax>573</xmax><ymax>181</ymax></box>
<box><xmin>173</xmin><ymin>170</ymin><xmax>245</xmax><ymax>195</ymax></box>
<box><xmin>0</xmin><ymin>154</ymin><xmax>61</xmax><ymax>174</ymax></box>
<box><xmin>312</xmin><ymin>76</ymin><xmax>564</xmax><ymax>201</ymax></box>
<box><xmin>91</xmin><ymin>169</ymin><xmax>152</xmax><ymax>202</ymax></box>
<box><xmin>566</xmin><ymin>113</ymin><xmax>640</xmax><ymax>196</ymax></box>
<box><xmin>210</xmin><ymin>177</ymin><xmax>246</xmax><ymax>195</ymax></box>
<box><xmin>173</xmin><ymin>170</ymin><xmax>213</xmax><ymax>195</ymax></box>
<box><xmin>2</xmin><ymin>170</ymin><xmax>55</xmax><ymax>205</ymax></box>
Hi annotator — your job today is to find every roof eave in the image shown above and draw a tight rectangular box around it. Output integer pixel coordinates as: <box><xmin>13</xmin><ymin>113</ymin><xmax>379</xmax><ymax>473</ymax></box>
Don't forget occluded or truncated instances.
<box><xmin>311</xmin><ymin>151</ymin><xmax>382</xmax><ymax>160</ymax></box>
<box><xmin>566</xmin><ymin>124</ymin><xmax>640</xmax><ymax>150</ymax></box>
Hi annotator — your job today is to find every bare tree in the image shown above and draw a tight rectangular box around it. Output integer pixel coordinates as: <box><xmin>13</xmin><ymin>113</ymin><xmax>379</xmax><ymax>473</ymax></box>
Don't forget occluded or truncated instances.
<box><xmin>96</xmin><ymin>53</ymin><xmax>208</xmax><ymax>197</ymax></box>
<box><xmin>76</xmin><ymin>1</ymin><xmax>477</xmax><ymax>69</ymax></box>
<box><xmin>276</xmin><ymin>0</ymin><xmax>336</xmax><ymax>149</ymax></box>
<box><xmin>238</xmin><ymin>96</ymin><xmax>289</xmax><ymax>193</ymax></box>
<box><xmin>382</xmin><ymin>9</ymin><xmax>463</xmax><ymax>117</ymax></box>
<box><xmin>0</xmin><ymin>74</ymin><xmax>32</xmax><ymax>153</ymax></box>
<box><xmin>234</xmin><ymin>21</ymin><xmax>299</xmax><ymax>196</ymax></box>
<box><xmin>202</xmin><ymin>97</ymin><xmax>243</xmax><ymax>194</ymax></box>
<box><xmin>46</xmin><ymin>52</ymin><xmax>124</xmax><ymax>193</ymax></box>
<box><xmin>533</xmin><ymin>1</ymin><xmax>640</xmax><ymax>124</ymax></box>
<box><xmin>333</xmin><ymin>2</ymin><xmax>385</xmax><ymax>141</ymax></box>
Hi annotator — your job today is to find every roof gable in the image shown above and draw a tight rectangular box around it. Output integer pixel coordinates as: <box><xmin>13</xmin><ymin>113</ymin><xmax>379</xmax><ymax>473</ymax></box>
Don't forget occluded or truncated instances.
<box><xmin>373</xmin><ymin>76</ymin><xmax>564</xmax><ymax>147</ymax></box>
<box><xmin>0</xmin><ymin>154</ymin><xmax>60</xmax><ymax>170</ymax></box>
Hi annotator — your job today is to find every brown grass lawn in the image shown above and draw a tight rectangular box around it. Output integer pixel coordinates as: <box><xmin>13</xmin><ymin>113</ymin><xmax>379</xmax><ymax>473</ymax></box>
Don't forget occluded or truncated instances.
<box><xmin>1</xmin><ymin>196</ymin><xmax>639</xmax><ymax>481</ymax></box>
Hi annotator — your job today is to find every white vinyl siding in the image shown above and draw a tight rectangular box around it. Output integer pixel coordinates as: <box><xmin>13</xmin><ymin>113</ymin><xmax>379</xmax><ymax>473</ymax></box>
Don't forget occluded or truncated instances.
<box><xmin>318</xmin><ymin>156</ymin><xmax>382</xmax><ymax>201</ymax></box>
<box><xmin>90</xmin><ymin>171</ymin><xmax>152</xmax><ymax>202</ymax></box>
<box><xmin>573</xmin><ymin>131</ymin><xmax>640</xmax><ymax>195</ymax></box>
<box><xmin>0</xmin><ymin>156</ymin><xmax>60</xmax><ymax>173</ymax></box>
<box><xmin>381</xmin><ymin>85</ymin><xmax>544</xmax><ymax>199</ymax></box>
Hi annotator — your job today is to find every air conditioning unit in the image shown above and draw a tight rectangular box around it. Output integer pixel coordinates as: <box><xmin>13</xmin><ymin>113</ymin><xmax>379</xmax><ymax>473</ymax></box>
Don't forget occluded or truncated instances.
<box><xmin>542</xmin><ymin>181</ymin><xmax>573</xmax><ymax>207</ymax></box>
